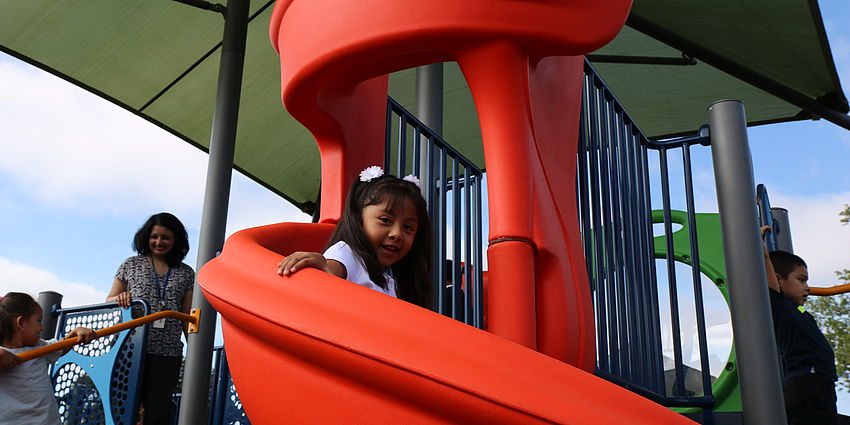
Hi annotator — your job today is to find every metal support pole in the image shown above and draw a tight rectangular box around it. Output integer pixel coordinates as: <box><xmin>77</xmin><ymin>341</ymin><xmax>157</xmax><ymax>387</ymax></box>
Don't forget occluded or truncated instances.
<box><xmin>178</xmin><ymin>1</ymin><xmax>249</xmax><ymax>424</ymax></box>
<box><xmin>416</xmin><ymin>63</ymin><xmax>444</xmax><ymax>136</ymax></box>
<box><xmin>770</xmin><ymin>207</ymin><xmax>794</xmax><ymax>253</ymax></box>
<box><xmin>708</xmin><ymin>100</ymin><xmax>786</xmax><ymax>425</ymax></box>
<box><xmin>37</xmin><ymin>291</ymin><xmax>62</xmax><ymax>339</ymax></box>
<box><xmin>416</xmin><ymin>63</ymin><xmax>443</xmax><ymax>198</ymax></box>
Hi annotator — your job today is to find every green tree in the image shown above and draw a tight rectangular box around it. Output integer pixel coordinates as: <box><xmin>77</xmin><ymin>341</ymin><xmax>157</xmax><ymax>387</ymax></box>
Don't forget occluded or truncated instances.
<box><xmin>807</xmin><ymin>206</ymin><xmax>850</xmax><ymax>390</ymax></box>
<box><xmin>807</xmin><ymin>269</ymin><xmax>850</xmax><ymax>390</ymax></box>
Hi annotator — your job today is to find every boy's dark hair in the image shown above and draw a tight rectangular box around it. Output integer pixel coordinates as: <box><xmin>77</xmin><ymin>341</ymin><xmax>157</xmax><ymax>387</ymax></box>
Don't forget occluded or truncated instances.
<box><xmin>133</xmin><ymin>212</ymin><xmax>190</xmax><ymax>267</ymax></box>
<box><xmin>328</xmin><ymin>175</ymin><xmax>433</xmax><ymax>309</ymax></box>
<box><xmin>0</xmin><ymin>292</ymin><xmax>40</xmax><ymax>344</ymax></box>
<box><xmin>769</xmin><ymin>250</ymin><xmax>808</xmax><ymax>279</ymax></box>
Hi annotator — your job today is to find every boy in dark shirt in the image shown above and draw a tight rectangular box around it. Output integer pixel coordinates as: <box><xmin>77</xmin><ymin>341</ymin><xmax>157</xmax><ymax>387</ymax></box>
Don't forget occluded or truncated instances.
<box><xmin>762</xmin><ymin>228</ymin><xmax>838</xmax><ymax>425</ymax></box>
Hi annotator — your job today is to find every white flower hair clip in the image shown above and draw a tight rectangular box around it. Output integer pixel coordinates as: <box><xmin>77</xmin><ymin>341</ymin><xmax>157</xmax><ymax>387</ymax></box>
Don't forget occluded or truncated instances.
<box><xmin>403</xmin><ymin>174</ymin><xmax>422</xmax><ymax>189</ymax></box>
<box><xmin>359</xmin><ymin>165</ymin><xmax>384</xmax><ymax>182</ymax></box>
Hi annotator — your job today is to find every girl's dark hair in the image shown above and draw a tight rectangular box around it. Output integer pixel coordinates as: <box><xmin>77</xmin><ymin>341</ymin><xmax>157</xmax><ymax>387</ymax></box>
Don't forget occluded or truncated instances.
<box><xmin>133</xmin><ymin>212</ymin><xmax>190</xmax><ymax>267</ymax></box>
<box><xmin>769</xmin><ymin>250</ymin><xmax>808</xmax><ymax>278</ymax></box>
<box><xmin>0</xmin><ymin>292</ymin><xmax>40</xmax><ymax>344</ymax></box>
<box><xmin>328</xmin><ymin>175</ymin><xmax>433</xmax><ymax>309</ymax></box>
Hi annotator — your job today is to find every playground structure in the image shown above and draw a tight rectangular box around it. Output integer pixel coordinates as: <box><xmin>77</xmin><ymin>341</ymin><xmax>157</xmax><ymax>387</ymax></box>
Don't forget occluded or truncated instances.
<box><xmin>4</xmin><ymin>0</ymin><xmax>850</xmax><ymax>424</ymax></box>
<box><xmin>198</xmin><ymin>1</ymin><xmax>809</xmax><ymax>424</ymax></box>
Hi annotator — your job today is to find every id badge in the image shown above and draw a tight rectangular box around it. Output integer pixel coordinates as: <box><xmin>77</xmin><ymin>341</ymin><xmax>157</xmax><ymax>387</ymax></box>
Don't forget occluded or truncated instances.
<box><xmin>153</xmin><ymin>318</ymin><xmax>166</xmax><ymax>328</ymax></box>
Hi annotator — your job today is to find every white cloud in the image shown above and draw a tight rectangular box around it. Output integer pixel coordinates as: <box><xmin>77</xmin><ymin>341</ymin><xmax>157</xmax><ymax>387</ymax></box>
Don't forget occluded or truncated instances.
<box><xmin>0</xmin><ymin>257</ymin><xmax>107</xmax><ymax>309</ymax></box>
<box><xmin>225</xmin><ymin>175</ymin><xmax>311</xmax><ymax>238</ymax></box>
<box><xmin>769</xmin><ymin>190</ymin><xmax>850</xmax><ymax>286</ymax></box>
<box><xmin>706</xmin><ymin>322</ymin><xmax>733</xmax><ymax>353</ymax></box>
<box><xmin>0</xmin><ymin>58</ymin><xmax>208</xmax><ymax>217</ymax></box>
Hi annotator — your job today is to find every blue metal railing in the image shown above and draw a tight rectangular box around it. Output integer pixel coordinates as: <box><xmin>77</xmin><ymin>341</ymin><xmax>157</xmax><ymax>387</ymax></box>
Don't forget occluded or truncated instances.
<box><xmin>578</xmin><ymin>59</ymin><xmax>719</xmax><ymax>410</ymax></box>
<box><xmin>756</xmin><ymin>184</ymin><xmax>778</xmax><ymax>251</ymax></box>
<box><xmin>647</xmin><ymin>131</ymin><xmax>714</xmax><ymax>407</ymax></box>
<box><xmin>385</xmin><ymin>97</ymin><xmax>485</xmax><ymax>328</ymax></box>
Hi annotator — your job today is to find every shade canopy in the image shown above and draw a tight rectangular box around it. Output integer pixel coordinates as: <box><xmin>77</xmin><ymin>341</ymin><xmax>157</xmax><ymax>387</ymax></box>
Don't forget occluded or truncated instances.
<box><xmin>1</xmin><ymin>0</ymin><xmax>846</xmax><ymax>213</ymax></box>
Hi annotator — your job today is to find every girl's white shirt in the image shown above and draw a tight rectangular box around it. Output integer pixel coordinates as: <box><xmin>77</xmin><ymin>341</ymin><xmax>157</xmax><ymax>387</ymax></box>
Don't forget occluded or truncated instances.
<box><xmin>324</xmin><ymin>241</ymin><xmax>397</xmax><ymax>298</ymax></box>
<box><xmin>0</xmin><ymin>339</ymin><xmax>63</xmax><ymax>425</ymax></box>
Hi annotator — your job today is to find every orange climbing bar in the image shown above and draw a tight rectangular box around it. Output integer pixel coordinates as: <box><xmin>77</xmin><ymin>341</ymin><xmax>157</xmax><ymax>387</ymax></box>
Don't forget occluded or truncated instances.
<box><xmin>810</xmin><ymin>284</ymin><xmax>850</xmax><ymax>296</ymax></box>
<box><xmin>16</xmin><ymin>309</ymin><xmax>200</xmax><ymax>362</ymax></box>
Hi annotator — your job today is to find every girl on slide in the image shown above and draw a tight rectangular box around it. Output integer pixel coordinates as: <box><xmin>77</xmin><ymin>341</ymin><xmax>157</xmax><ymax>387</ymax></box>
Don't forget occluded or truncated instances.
<box><xmin>277</xmin><ymin>166</ymin><xmax>433</xmax><ymax>309</ymax></box>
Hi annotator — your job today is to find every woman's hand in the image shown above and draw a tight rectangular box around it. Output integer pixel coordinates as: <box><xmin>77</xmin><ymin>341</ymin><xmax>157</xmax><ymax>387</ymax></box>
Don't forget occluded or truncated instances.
<box><xmin>109</xmin><ymin>291</ymin><xmax>132</xmax><ymax>308</ymax></box>
<box><xmin>106</xmin><ymin>278</ymin><xmax>131</xmax><ymax>308</ymax></box>
<box><xmin>277</xmin><ymin>251</ymin><xmax>330</xmax><ymax>276</ymax></box>
<box><xmin>66</xmin><ymin>327</ymin><xmax>96</xmax><ymax>344</ymax></box>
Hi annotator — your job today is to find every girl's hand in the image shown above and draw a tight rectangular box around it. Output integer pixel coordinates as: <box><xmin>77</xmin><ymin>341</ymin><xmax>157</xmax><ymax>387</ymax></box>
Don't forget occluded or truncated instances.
<box><xmin>277</xmin><ymin>251</ymin><xmax>329</xmax><ymax>276</ymax></box>
<box><xmin>66</xmin><ymin>327</ymin><xmax>96</xmax><ymax>345</ymax></box>
<box><xmin>0</xmin><ymin>349</ymin><xmax>21</xmax><ymax>370</ymax></box>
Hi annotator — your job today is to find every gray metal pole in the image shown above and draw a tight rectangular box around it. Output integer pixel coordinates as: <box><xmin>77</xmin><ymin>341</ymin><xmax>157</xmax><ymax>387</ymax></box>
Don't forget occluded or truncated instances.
<box><xmin>770</xmin><ymin>207</ymin><xmax>794</xmax><ymax>253</ymax></box>
<box><xmin>708</xmin><ymin>100</ymin><xmax>786</xmax><ymax>425</ymax></box>
<box><xmin>416</xmin><ymin>63</ymin><xmax>443</xmax><ymax>198</ymax></box>
<box><xmin>178</xmin><ymin>1</ymin><xmax>249</xmax><ymax>424</ymax></box>
<box><xmin>37</xmin><ymin>291</ymin><xmax>62</xmax><ymax>339</ymax></box>
<box><xmin>416</xmin><ymin>63</ymin><xmax>444</xmax><ymax>136</ymax></box>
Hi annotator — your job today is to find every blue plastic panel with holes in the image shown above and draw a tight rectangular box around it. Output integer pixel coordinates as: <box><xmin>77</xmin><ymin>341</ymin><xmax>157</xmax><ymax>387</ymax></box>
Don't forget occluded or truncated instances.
<box><xmin>210</xmin><ymin>347</ymin><xmax>252</xmax><ymax>425</ymax></box>
<box><xmin>51</xmin><ymin>301</ymin><xmax>150</xmax><ymax>425</ymax></box>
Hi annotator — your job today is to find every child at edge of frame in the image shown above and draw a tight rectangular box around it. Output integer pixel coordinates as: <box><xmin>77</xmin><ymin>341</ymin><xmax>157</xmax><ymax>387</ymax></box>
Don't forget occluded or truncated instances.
<box><xmin>0</xmin><ymin>292</ymin><xmax>96</xmax><ymax>425</ymax></box>
<box><xmin>762</xmin><ymin>226</ymin><xmax>839</xmax><ymax>425</ymax></box>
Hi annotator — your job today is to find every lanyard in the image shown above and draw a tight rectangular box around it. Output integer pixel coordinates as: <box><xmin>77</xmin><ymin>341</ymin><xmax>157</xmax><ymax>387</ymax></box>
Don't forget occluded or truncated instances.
<box><xmin>151</xmin><ymin>267</ymin><xmax>172</xmax><ymax>305</ymax></box>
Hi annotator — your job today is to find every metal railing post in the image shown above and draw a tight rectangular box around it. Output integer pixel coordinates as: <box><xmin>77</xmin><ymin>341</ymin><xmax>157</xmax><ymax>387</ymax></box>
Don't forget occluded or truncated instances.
<box><xmin>178</xmin><ymin>1</ymin><xmax>249</xmax><ymax>424</ymax></box>
<box><xmin>38</xmin><ymin>291</ymin><xmax>62</xmax><ymax>339</ymax></box>
<box><xmin>708</xmin><ymin>99</ymin><xmax>786</xmax><ymax>425</ymax></box>
<box><xmin>770</xmin><ymin>207</ymin><xmax>794</xmax><ymax>253</ymax></box>
<box><xmin>386</xmin><ymin>98</ymin><xmax>483</xmax><ymax>326</ymax></box>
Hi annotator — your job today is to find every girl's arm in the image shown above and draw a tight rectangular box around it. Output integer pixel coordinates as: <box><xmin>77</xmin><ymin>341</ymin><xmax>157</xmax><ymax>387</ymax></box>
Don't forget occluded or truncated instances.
<box><xmin>0</xmin><ymin>349</ymin><xmax>21</xmax><ymax>370</ymax></box>
<box><xmin>61</xmin><ymin>327</ymin><xmax>96</xmax><ymax>355</ymax></box>
<box><xmin>106</xmin><ymin>278</ymin><xmax>132</xmax><ymax>308</ymax></box>
<box><xmin>277</xmin><ymin>252</ymin><xmax>346</xmax><ymax>279</ymax></box>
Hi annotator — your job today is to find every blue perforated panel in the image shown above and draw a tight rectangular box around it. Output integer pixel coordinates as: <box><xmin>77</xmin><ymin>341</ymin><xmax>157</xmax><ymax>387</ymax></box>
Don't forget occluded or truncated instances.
<box><xmin>51</xmin><ymin>302</ymin><xmax>150</xmax><ymax>425</ymax></box>
<box><xmin>222</xmin><ymin>375</ymin><xmax>250</xmax><ymax>425</ymax></box>
<box><xmin>209</xmin><ymin>348</ymin><xmax>252</xmax><ymax>425</ymax></box>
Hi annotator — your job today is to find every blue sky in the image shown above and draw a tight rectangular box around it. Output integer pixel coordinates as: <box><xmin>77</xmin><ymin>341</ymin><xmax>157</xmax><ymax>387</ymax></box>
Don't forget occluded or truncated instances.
<box><xmin>1</xmin><ymin>1</ymin><xmax>849</xmax><ymax>414</ymax></box>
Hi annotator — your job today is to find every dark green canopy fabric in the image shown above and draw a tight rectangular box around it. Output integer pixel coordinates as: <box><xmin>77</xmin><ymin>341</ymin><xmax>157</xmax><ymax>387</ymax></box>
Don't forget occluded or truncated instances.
<box><xmin>592</xmin><ymin>0</ymin><xmax>848</xmax><ymax>137</ymax></box>
<box><xmin>1</xmin><ymin>0</ymin><xmax>846</xmax><ymax>213</ymax></box>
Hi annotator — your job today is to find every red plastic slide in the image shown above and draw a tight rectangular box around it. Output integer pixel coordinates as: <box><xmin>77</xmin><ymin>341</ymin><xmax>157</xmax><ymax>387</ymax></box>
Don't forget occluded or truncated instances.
<box><xmin>199</xmin><ymin>222</ymin><xmax>696</xmax><ymax>424</ymax></box>
<box><xmin>199</xmin><ymin>0</ymin><xmax>698</xmax><ymax>422</ymax></box>
<box><xmin>267</xmin><ymin>0</ymin><xmax>637</xmax><ymax>368</ymax></box>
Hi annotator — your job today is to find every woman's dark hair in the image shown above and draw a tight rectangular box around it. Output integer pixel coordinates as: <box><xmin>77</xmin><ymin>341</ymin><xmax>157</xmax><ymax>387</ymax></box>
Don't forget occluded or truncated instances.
<box><xmin>0</xmin><ymin>292</ymin><xmax>40</xmax><ymax>344</ymax></box>
<box><xmin>133</xmin><ymin>212</ymin><xmax>190</xmax><ymax>267</ymax></box>
<box><xmin>769</xmin><ymin>250</ymin><xmax>808</xmax><ymax>279</ymax></box>
<box><xmin>328</xmin><ymin>174</ymin><xmax>433</xmax><ymax>309</ymax></box>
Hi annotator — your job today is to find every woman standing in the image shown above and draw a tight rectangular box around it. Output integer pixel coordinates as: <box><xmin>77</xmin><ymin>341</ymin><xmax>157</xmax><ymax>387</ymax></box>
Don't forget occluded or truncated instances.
<box><xmin>106</xmin><ymin>212</ymin><xmax>195</xmax><ymax>425</ymax></box>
